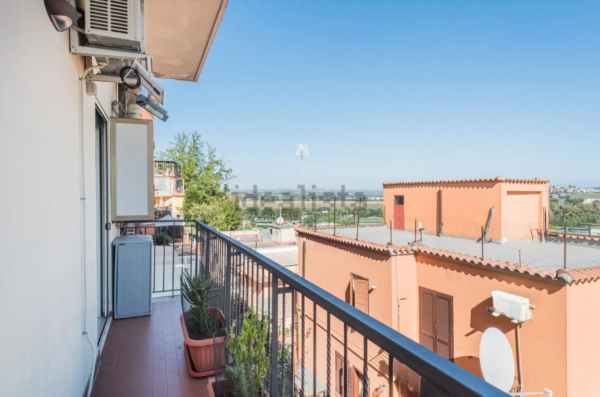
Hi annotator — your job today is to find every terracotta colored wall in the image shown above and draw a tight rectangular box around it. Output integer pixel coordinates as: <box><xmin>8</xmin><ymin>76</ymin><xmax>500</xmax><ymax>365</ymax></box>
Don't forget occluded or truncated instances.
<box><xmin>500</xmin><ymin>183</ymin><xmax>549</xmax><ymax>241</ymax></box>
<box><xmin>298</xmin><ymin>235</ymin><xmax>403</xmax><ymax>397</ymax></box>
<box><xmin>415</xmin><ymin>254</ymin><xmax>567</xmax><ymax>396</ymax></box>
<box><xmin>566</xmin><ymin>282</ymin><xmax>600</xmax><ymax>397</ymax></box>
<box><xmin>383</xmin><ymin>182</ymin><xmax>502</xmax><ymax>240</ymax></box>
<box><xmin>383</xmin><ymin>181</ymin><xmax>549</xmax><ymax>241</ymax></box>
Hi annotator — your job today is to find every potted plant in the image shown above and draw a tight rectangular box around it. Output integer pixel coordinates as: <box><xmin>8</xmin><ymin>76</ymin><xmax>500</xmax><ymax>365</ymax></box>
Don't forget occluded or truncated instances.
<box><xmin>180</xmin><ymin>272</ymin><xmax>225</xmax><ymax>377</ymax></box>
<box><xmin>207</xmin><ymin>309</ymin><xmax>270</xmax><ymax>397</ymax></box>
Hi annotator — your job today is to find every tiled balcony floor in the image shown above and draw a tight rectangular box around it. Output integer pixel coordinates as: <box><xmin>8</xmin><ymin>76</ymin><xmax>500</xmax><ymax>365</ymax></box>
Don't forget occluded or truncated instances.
<box><xmin>92</xmin><ymin>299</ymin><xmax>208</xmax><ymax>397</ymax></box>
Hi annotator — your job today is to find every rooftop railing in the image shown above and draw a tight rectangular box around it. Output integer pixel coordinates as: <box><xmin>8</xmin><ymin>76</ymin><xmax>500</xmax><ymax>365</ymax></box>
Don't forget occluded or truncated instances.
<box><xmin>119</xmin><ymin>220</ymin><xmax>508</xmax><ymax>397</ymax></box>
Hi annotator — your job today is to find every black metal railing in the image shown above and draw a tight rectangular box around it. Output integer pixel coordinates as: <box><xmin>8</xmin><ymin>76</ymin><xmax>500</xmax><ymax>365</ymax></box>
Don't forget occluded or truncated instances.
<box><xmin>117</xmin><ymin>219</ymin><xmax>202</xmax><ymax>297</ymax></box>
<box><xmin>118</xmin><ymin>219</ymin><xmax>507</xmax><ymax>396</ymax></box>
<box><xmin>189</xmin><ymin>220</ymin><xmax>508</xmax><ymax>397</ymax></box>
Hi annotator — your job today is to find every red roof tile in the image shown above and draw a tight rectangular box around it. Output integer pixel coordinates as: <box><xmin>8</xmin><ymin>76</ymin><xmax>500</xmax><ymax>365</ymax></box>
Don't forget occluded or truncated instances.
<box><xmin>296</xmin><ymin>226</ymin><xmax>413</xmax><ymax>254</ymax></box>
<box><xmin>295</xmin><ymin>227</ymin><xmax>600</xmax><ymax>285</ymax></box>
<box><xmin>383</xmin><ymin>176</ymin><xmax>549</xmax><ymax>187</ymax></box>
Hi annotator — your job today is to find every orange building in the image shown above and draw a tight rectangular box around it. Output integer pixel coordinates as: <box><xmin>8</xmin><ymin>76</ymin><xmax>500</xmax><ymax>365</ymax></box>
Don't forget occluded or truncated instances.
<box><xmin>154</xmin><ymin>160</ymin><xmax>185</xmax><ymax>218</ymax></box>
<box><xmin>383</xmin><ymin>177</ymin><xmax>550</xmax><ymax>241</ymax></box>
<box><xmin>296</xmin><ymin>177</ymin><xmax>600</xmax><ymax>397</ymax></box>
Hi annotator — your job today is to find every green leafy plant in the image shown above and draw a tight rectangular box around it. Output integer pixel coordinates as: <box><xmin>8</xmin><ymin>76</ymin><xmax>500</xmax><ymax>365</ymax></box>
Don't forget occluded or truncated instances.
<box><xmin>181</xmin><ymin>273</ymin><xmax>222</xmax><ymax>340</ymax></box>
<box><xmin>225</xmin><ymin>309</ymin><xmax>270</xmax><ymax>397</ymax></box>
<box><xmin>154</xmin><ymin>234</ymin><xmax>171</xmax><ymax>246</ymax></box>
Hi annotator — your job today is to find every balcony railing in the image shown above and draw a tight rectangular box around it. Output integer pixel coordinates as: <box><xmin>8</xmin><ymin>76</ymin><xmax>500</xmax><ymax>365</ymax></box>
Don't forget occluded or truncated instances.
<box><xmin>119</xmin><ymin>220</ymin><xmax>508</xmax><ymax>397</ymax></box>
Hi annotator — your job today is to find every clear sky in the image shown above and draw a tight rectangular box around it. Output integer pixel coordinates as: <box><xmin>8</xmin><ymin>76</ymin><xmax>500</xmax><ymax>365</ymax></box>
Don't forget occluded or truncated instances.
<box><xmin>155</xmin><ymin>0</ymin><xmax>600</xmax><ymax>190</ymax></box>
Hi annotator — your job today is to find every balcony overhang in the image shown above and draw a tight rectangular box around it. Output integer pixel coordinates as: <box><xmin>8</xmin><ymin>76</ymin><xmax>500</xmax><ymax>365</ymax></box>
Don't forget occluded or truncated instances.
<box><xmin>145</xmin><ymin>0</ymin><xmax>229</xmax><ymax>82</ymax></box>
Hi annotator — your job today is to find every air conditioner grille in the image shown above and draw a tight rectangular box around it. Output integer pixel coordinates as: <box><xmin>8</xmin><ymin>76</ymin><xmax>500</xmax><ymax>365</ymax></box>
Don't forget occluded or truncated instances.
<box><xmin>89</xmin><ymin>0</ymin><xmax>130</xmax><ymax>35</ymax></box>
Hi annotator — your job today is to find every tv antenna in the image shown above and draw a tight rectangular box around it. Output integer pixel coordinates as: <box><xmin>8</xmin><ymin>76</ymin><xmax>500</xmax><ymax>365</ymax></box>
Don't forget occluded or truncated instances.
<box><xmin>296</xmin><ymin>143</ymin><xmax>309</xmax><ymax>186</ymax></box>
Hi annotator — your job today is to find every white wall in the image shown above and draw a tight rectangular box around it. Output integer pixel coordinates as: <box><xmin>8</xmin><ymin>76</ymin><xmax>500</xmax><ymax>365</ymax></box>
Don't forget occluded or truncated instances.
<box><xmin>0</xmin><ymin>2</ymin><xmax>117</xmax><ymax>396</ymax></box>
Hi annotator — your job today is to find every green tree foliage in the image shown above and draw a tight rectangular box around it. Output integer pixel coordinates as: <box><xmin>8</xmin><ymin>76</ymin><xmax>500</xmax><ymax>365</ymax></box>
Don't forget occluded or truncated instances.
<box><xmin>550</xmin><ymin>198</ymin><xmax>600</xmax><ymax>227</ymax></box>
<box><xmin>157</xmin><ymin>132</ymin><xmax>241</xmax><ymax>230</ymax></box>
<box><xmin>185</xmin><ymin>197</ymin><xmax>242</xmax><ymax>231</ymax></box>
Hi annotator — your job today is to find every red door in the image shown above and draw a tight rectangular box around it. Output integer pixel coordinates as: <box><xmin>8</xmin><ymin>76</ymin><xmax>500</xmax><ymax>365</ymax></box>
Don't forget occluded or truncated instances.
<box><xmin>394</xmin><ymin>196</ymin><xmax>404</xmax><ymax>230</ymax></box>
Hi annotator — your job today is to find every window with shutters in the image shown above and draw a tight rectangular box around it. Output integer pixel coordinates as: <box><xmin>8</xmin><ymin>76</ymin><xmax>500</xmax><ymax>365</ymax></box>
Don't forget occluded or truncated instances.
<box><xmin>335</xmin><ymin>352</ymin><xmax>344</xmax><ymax>396</ymax></box>
<box><xmin>419</xmin><ymin>287</ymin><xmax>454</xmax><ymax>360</ymax></box>
<box><xmin>334</xmin><ymin>352</ymin><xmax>357</xmax><ymax>397</ymax></box>
<box><xmin>347</xmin><ymin>274</ymin><xmax>369</xmax><ymax>314</ymax></box>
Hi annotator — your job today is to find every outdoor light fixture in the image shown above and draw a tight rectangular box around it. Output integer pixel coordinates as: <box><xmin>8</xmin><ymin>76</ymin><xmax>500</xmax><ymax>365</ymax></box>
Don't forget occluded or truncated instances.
<box><xmin>135</xmin><ymin>94</ymin><xmax>169</xmax><ymax>122</ymax></box>
<box><xmin>44</xmin><ymin>0</ymin><xmax>81</xmax><ymax>32</ymax></box>
<box><xmin>368</xmin><ymin>285</ymin><xmax>377</xmax><ymax>293</ymax></box>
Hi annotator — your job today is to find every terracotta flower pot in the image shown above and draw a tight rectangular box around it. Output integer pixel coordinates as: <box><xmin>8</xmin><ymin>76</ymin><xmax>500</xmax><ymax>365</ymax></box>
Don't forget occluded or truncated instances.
<box><xmin>180</xmin><ymin>308</ymin><xmax>226</xmax><ymax>377</ymax></box>
<box><xmin>207</xmin><ymin>379</ymin><xmax>231</xmax><ymax>397</ymax></box>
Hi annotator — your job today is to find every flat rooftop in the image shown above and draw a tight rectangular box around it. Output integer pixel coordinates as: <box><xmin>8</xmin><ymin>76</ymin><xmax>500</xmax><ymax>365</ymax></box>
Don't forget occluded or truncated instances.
<box><xmin>318</xmin><ymin>225</ymin><xmax>600</xmax><ymax>273</ymax></box>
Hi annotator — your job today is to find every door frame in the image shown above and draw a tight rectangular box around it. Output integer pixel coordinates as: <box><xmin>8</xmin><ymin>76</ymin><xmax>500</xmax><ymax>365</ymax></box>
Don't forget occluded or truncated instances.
<box><xmin>95</xmin><ymin>104</ymin><xmax>110</xmax><ymax>343</ymax></box>
<box><xmin>393</xmin><ymin>195</ymin><xmax>405</xmax><ymax>230</ymax></box>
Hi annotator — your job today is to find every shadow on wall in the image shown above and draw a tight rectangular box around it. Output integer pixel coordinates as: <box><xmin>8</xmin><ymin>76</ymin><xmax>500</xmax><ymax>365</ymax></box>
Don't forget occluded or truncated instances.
<box><xmin>453</xmin><ymin>356</ymin><xmax>484</xmax><ymax>379</ymax></box>
<box><xmin>468</xmin><ymin>297</ymin><xmax>516</xmax><ymax>336</ymax></box>
<box><xmin>454</xmin><ymin>298</ymin><xmax>517</xmax><ymax>381</ymax></box>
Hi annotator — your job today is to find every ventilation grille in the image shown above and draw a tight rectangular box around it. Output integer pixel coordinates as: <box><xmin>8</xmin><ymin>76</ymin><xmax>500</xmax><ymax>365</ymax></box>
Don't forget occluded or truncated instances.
<box><xmin>89</xmin><ymin>0</ymin><xmax>130</xmax><ymax>35</ymax></box>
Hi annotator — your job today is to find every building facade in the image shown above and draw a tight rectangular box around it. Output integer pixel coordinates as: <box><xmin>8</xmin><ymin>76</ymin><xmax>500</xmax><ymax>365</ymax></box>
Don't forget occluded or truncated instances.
<box><xmin>383</xmin><ymin>177</ymin><xmax>550</xmax><ymax>242</ymax></box>
<box><xmin>154</xmin><ymin>160</ymin><xmax>185</xmax><ymax>218</ymax></box>
<box><xmin>0</xmin><ymin>1</ymin><xmax>227</xmax><ymax>396</ymax></box>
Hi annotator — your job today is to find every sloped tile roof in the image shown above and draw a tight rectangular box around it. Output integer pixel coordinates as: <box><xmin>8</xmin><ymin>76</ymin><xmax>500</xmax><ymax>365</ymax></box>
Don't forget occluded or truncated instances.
<box><xmin>383</xmin><ymin>176</ymin><xmax>549</xmax><ymax>187</ymax></box>
<box><xmin>296</xmin><ymin>226</ymin><xmax>413</xmax><ymax>254</ymax></box>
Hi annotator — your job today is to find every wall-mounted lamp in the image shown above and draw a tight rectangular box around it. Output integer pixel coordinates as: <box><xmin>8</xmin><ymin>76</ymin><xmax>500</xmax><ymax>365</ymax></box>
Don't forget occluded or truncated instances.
<box><xmin>44</xmin><ymin>0</ymin><xmax>81</xmax><ymax>32</ymax></box>
<box><xmin>372</xmin><ymin>384</ymin><xmax>386</xmax><ymax>397</ymax></box>
<box><xmin>135</xmin><ymin>94</ymin><xmax>169</xmax><ymax>122</ymax></box>
<box><xmin>305</xmin><ymin>327</ymin><xmax>312</xmax><ymax>339</ymax></box>
<box><xmin>368</xmin><ymin>285</ymin><xmax>377</xmax><ymax>293</ymax></box>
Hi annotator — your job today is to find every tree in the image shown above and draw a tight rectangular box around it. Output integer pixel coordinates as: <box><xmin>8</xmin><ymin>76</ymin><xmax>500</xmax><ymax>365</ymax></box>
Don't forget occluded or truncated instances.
<box><xmin>157</xmin><ymin>132</ymin><xmax>241</xmax><ymax>230</ymax></box>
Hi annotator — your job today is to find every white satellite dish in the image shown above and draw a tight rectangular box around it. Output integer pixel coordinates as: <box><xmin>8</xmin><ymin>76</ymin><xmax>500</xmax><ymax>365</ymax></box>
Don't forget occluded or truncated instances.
<box><xmin>276</xmin><ymin>216</ymin><xmax>284</xmax><ymax>225</ymax></box>
<box><xmin>479</xmin><ymin>327</ymin><xmax>515</xmax><ymax>393</ymax></box>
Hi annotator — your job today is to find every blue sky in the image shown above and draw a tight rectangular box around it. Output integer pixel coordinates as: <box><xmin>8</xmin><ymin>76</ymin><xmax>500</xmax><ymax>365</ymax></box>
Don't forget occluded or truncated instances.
<box><xmin>155</xmin><ymin>0</ymin><xmax>600</xmax><ymax>190</ymax></box>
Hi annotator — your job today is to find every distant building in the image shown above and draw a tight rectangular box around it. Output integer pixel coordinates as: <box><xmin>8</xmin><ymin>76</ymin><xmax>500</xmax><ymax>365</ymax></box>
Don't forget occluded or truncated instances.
<box><xmin>382</xmin><ymin>176</ymin><xmax>550</xmax><ymax>241</ymax></box>
<box><xmin>583</xmin><ymin>198</ymin><xmax>600</xmax><ymax>205</ymax></box>
<box><xmin>297</xmin><ymin>176</ymin><xmax>600</xmax><ymax>397</ymax></box>
<box><xmin>154</xmin><ymin>160</ymin><xmax>185</xmax><ymax>218</ymax></box>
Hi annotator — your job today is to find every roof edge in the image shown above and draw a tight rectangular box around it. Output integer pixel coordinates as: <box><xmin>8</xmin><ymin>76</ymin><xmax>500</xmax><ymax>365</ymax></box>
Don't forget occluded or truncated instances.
<box><xmin>383</xmin><ymin>176</ymin><xmax>549</xmax><ymax>187</ymax></box>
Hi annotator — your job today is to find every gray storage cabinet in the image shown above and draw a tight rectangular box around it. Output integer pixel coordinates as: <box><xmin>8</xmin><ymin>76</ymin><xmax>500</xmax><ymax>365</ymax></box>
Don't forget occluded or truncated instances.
<box><xmin>113</xmin><ymin>235</ymin><xmax>153</xmax><ymax>319</ymax></box>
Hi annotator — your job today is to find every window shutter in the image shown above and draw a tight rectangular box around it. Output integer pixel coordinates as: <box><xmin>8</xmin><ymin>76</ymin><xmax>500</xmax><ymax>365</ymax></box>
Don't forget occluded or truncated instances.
<box><xmin>347</xmin><ymin>365</ymin><xmax>355</xmax><ymax>397</ymax></box>
<box><xmin>435</xmin><ymin>294</ymin><xmax>453</xmax><ymax>360</ymax></box>
<box><xmin>420</xmin><ymin>288</ymin><xmax>453</xmax><ymax>360</ymax></box>
<box><xmin>420</xmin><ymin>290</ymin><xmax>435</xmax><ymax>352</ymax></box>
<box><xmin>335</xmin><ymin>353</ymin><xmax>344</xmax><ymax>395</ymax></box>
<box><xmin>353</xmin><ymin>277</ymin><xmax>369</xmax><ymax>314</ymax></box>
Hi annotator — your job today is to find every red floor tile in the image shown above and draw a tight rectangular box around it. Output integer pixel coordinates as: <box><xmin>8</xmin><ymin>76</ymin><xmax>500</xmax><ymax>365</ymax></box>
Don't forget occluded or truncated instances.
<box><xmin>92</xmin><ymin>299</ymin><xmax>209</xmax><ymax>397</ymax></box>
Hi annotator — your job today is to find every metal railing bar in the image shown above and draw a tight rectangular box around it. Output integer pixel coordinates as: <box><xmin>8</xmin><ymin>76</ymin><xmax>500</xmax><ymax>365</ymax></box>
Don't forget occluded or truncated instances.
<box><xmin>196</xmin><ymin>220</ymin><xmax>508</xmax><ymax>397</ymax></box>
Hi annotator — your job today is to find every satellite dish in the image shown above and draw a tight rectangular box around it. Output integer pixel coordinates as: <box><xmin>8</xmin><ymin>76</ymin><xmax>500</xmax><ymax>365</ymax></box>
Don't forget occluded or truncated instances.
<box><xmin>276</xmin><ymin>217</ymin><xmax>284</xmax><ymax>225</ymax></box>
<box><xmin>479</xmin><ymin>327</ymin><xmax>515</xmax><ymax>393</ymax></box>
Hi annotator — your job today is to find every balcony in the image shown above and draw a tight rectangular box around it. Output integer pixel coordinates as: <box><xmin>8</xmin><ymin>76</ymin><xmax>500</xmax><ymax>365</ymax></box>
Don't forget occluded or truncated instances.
<box><xmin>92</xmin><ymin>299</ymin><xmax>208</xmax><ymax>397</ymax></box>
<box><xmin>94</xmin><ymin>221</ymin><xmax>508</xmax><ymax>397</ymax></box>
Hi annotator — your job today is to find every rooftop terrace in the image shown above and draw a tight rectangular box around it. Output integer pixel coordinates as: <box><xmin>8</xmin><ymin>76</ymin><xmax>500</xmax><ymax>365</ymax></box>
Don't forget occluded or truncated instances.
<box><xmin>316</xmin><ymin>225</ymin><xmax>600</xmax><ymax>274</ymax></box>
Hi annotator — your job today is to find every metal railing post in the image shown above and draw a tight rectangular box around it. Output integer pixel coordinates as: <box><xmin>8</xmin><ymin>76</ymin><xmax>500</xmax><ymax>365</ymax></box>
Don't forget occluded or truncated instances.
<box><xmin>225</xmin><ymin>245</ymin><xmax>233</xmax><ymax>327</ymax></box>
<box><xmin>204</xmin><ymin>230</ymin><xmax>211</xmax><ymax>280</ymax></box>
<box><xmin>564</xmin><ymin>226</ymin><xmax>568</xmax><ymax>269</ymax></box>
<box><xmin>270</xmin><ymin>274</ymin><xmax>279</xmax><ymax>397</ymax></box>
<box><xmin>194</xmin><ymin>223</ymin><xmax>199</xmax><ymax>277</ymax></box>
<box><xmin>481</xmin><ymin>226</ymin><xmax>485</xmax><ymax>260</ymax></box>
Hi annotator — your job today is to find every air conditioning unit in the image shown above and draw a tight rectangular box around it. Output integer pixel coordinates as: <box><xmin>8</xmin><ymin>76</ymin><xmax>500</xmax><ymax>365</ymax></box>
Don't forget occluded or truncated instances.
<box><xmin>84</xmin><ymin>0</ymin><xmax>143</xmax><ymax>52</ymax></box>
<box><xmin>491</xmin><ymin>291</ymin><xmax>533</xmax><ymax>323</ymax></box>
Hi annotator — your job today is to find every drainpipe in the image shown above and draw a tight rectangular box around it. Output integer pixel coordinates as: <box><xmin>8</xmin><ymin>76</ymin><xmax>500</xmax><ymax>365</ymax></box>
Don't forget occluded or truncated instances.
<box><xmin>80</xmin><ymin>62</ymin><xmax>107</xmax><ymax>397</ymax></box>
<box><xmin>516</xmin><ymin>323</ymin><xmax>524</xmax><ymax>394</ymax></box>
